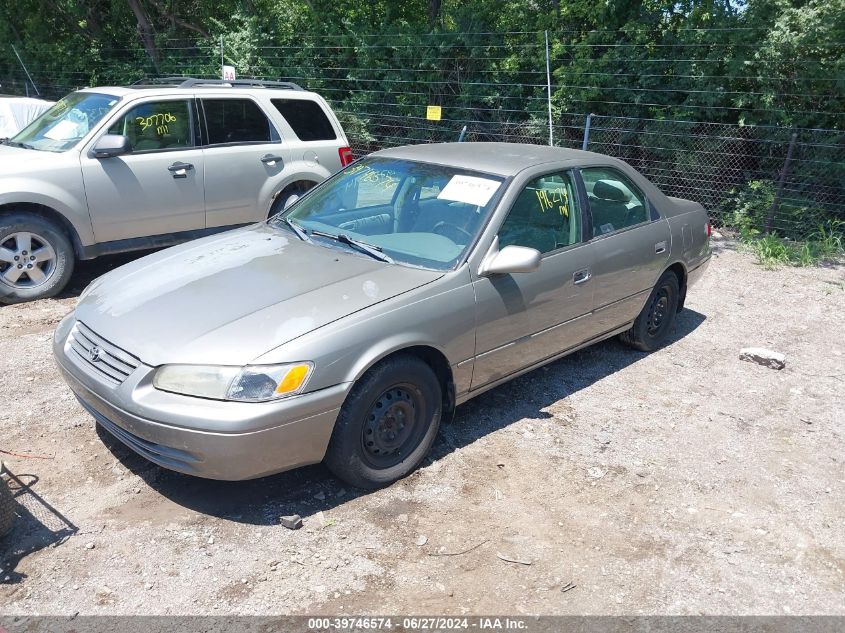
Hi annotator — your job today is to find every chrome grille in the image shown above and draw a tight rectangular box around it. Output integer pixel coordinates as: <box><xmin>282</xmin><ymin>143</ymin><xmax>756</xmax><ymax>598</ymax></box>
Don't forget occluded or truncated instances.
<box><xmin>67</xmin><ymin>321</ymin><xmax>139</xmax><ymax>385</ymax></box>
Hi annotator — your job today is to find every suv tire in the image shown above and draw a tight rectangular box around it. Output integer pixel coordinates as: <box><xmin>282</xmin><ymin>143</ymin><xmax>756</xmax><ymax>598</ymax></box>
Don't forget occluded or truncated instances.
<box><xmin>0</xmin><ymin>213</ymin><xmax>75</xmax><ymax>304</ymax></box>
<box><xmin>270</xmin><ymin>183</ymin><xmax>315</xmax><ymax>218</ymax></box>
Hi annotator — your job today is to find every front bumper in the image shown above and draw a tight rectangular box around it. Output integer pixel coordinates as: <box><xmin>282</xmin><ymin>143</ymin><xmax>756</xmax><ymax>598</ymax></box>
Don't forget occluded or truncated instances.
<box><xmin>53</xmin><ymin>314</ymin><xmax>348</xmax><ymax>480</ymax></box>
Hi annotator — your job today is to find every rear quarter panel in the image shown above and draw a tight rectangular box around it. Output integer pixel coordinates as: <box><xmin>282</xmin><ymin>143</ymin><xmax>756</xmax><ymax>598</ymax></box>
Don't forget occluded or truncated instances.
<box><xmin>666</xmin><ymin>197</ymin><xmax>711</xmax><ymax>274</ymax></box>
<box><xmin>256</xmin><ymin>93</ymin><xmax>346</xmax><ymax>176</ymax></box>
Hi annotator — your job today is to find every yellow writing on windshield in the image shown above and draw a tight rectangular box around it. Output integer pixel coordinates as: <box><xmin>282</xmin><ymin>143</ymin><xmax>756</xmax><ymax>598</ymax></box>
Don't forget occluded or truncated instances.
<box><xmin>536</xmin><ymin>187</ymin><xmax>569</xmax><ymax>217</ymax></box>
<box><xmin>347</xmin><ymin>163</ymin><xmax>399</xmax><ymax>192</ymax></box>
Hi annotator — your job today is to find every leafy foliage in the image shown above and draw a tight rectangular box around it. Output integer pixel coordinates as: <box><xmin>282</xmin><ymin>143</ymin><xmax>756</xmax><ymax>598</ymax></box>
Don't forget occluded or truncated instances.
<box><xmin>1</xmin><ymin>0</ymin><xmax>843</xmax><ymax>129</ymax></box>
<box><xmin>1</xmin><ymin>0</ymin><xmax>843</xmax><ymax>267</ymax></box>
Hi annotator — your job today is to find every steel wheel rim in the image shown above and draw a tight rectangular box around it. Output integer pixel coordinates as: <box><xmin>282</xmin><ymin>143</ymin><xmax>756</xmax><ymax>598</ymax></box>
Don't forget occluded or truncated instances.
<box><xmin>0</xmin><ymin>232</ymin><xmax>57</xmax><ymax>289</ymax></box>
<box><xmin>646</xmin><ymin>287</ymin><xmax>670</xmax><ymax>336</ymax></box>
<box><xmin>361</xmin><ymin>384</ymin><xmax>423</xmax><ymax>469</ymax></box>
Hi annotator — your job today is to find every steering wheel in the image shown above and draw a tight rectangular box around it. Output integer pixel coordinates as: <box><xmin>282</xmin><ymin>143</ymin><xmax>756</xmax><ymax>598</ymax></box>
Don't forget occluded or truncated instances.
<box><xmin>432</xmin><ymin>221</ymin><xmax>473</xmax><ymax>244</ymax></box>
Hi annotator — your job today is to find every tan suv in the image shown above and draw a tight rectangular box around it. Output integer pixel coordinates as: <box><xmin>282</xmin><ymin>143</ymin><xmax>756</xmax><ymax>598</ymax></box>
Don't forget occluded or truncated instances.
<box><xmin>0</xmin><ymin>77</ymin><xmax>352</xmax><ymax>303</ymax></box>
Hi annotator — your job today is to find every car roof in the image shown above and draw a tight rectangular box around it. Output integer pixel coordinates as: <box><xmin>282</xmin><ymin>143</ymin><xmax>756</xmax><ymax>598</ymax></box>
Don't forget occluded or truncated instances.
<box><xmin>371</xmin><ymin>142</ymin><xmax>613</xmax><ymax>177</ymax></box>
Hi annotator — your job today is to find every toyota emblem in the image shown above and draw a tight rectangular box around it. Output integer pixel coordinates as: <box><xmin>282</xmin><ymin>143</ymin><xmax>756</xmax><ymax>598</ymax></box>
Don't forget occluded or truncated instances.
<box><xmin>89</xmin><ymin>345</ymin><xmax>102</xmax><ymax>362</ymax></box>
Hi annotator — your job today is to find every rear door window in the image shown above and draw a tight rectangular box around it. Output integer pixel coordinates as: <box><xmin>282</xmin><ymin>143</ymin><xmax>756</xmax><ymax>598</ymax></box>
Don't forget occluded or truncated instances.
<box><xmin>580</xmin><ymin>167</ymin><xmax>649</xmax><ymax>237</ymax></box>
<box><xmin>271</xmin><ymin>99</ymin><xmax>337</xmax><ymax>141</ymax></box>
<box><xmin>201</xmin><ymin>98</ymin><xmax>278</xmax><ymax>145</ymax></box>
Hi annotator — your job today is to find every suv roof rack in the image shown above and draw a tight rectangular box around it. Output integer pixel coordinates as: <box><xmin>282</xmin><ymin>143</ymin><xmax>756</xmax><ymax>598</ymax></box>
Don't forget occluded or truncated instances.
<box><xmin>129</xmin><ymin>77</ymin><xmax>305</xmax><ymax>91</ymax></box>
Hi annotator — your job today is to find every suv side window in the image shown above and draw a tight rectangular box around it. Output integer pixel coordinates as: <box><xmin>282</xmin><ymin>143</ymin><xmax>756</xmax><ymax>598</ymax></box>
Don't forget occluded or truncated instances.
<box><xmin>108</xmin><ymin>100</ymin><xmax>193</xmax><ymax>152</ymax></box>
<box><xmin>271</xmin><ymin>99</ymin><xmax>337</xmax><ymax>141</ymax></box>
<box><xmin>581</xmin><ymin>166</ymin><xmax>649</xmax><ymax>237</ymax></box>
<box><xmin>498</xmin><ymin>171</ymin><xmax>581</xmax><ymax>254</ymax></box>
<box><xmin>202</xmin><ymin>98</ymin><xmax>278</xmax><ymax>145</ymax></box>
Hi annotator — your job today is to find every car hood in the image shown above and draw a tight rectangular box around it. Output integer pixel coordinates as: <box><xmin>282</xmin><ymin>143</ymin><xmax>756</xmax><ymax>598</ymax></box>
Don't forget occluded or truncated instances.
<box><xmin>0</xmin><ymin>144</ymin><xmax>69</xmax><ymax>173</ymax></box>
<box><xmin>75</xmin><ymin>224</ymin><xmax>443</xmax><ymax>366</ymax></box>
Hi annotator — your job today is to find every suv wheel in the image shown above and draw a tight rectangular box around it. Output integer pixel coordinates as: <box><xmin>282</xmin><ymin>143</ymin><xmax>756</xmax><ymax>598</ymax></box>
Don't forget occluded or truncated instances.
<box><xmin>270</xmin><ymin>183</ymin><xmax>314</xmax><ymax>217</ymax></box>
<box><xmin>0</xmin><ymin>213</ymin><xmax>75</xmax><ymax>304</ymax></box>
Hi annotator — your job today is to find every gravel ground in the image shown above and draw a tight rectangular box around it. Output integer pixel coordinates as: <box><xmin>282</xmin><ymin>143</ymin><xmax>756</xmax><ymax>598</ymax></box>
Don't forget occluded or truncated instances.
<box><xmin>0</xmin><ymin>237</ymin><xmax>843</xmax><ymax>616</ymax></box>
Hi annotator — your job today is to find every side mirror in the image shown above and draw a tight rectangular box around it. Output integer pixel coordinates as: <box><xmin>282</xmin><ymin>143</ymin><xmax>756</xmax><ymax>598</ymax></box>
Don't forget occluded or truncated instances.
<box><xmin>283</xmin><ymin>194</ymin><xmax>300</xmax><ymax>211</ymax></box>
<box><xmin>92</xmin><ymin>134</ymin><xmax>131</xmax><ymax>158</ymax></box>
<box><xmin>479</xmin><ymin>244</ymin><xmax>542</xmax><ymax>276</ymax></box>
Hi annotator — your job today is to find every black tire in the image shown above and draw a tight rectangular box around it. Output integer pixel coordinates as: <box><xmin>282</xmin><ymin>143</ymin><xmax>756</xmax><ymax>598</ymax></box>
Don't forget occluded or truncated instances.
<box><xmin>324</xmin><ymin>355</ymin><xmax>442</xmax><ymax>489</ymax></box>
<box><xmin>0</xmin><ymin>212</ymin><xmax>75</xmax><ymax>304</ymax></box>
<box><xmin>0</xmin><ymin>476</ymin><xmax>16</xmax><ymax>539</ymax></box>
<box><xmin>269</xmin><ymin>183</ymin><xmax>315</xmax><ymax>218</ymax></box>
<box><xmin>619</xmin><ymin>270</ymin><xmax>680</xmax><ymax>352</ymax></box>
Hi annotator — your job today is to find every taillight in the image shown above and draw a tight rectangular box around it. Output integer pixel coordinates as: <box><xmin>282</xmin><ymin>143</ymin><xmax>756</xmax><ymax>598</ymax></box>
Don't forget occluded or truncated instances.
<box><xmin>338</xmin><ymin>146</ymin><xmax>354</xmax><ymax>167</ymax></box>
<box><xmin>706</xmin><ymin>221</ymin><xmax>712</xmax><ymax>238</ymax></box>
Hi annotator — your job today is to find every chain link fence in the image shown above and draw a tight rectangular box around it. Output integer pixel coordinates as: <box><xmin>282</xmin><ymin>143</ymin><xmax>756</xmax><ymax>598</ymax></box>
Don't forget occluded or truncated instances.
<box><xmin>2</xmin><ymin>32</ymin><xmax>843</xmax><ymax>240</ymax></box>
<box><xmin>337</xmin><ymin>109</ymin><xmax>844</xmax><ymax>239</ymax></box>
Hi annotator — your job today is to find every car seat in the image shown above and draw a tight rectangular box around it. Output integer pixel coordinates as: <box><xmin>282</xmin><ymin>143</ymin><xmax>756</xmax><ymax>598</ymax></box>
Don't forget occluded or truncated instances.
<box><xmin>590</xmin><ymin>179</ymin><xmax>630</xmax><ymax>236</ymax></box>
<box><xmin>499</xmin><ymin>186</ymin><xmax>568</xmax><ymax>252</ymax></box>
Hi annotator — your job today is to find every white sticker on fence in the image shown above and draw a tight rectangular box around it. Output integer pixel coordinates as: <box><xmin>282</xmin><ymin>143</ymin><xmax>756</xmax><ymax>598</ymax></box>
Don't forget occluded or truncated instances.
<box><xmin>437</xmin><ymin>175</ymin><xmax>500</xmax><ymax>206</ymax></box>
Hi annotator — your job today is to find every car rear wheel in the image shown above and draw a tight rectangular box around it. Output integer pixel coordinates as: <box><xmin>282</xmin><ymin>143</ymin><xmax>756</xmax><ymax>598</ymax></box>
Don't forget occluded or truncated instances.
<box><xmin>0</xmin><ymin>213</ymin><xmax>75</xmax><ymax>304</ymax></box>
<box><xmin>619</xmin><ymin>270</ymin><xmax>680</xmax><ymax>352</ymax></box>
<box><xmin>269</xmin><ymin>182</ymin><xmax>315</xmax><ymax>218</ymax></box>
<box><xmin>324</xmin><ymin>355</ymin><xmax>442</xmax><ymax>489</ymax></box>
<box><xmin>0</xmin><ymin>475</ymin><xmax>16</xmax><ymax>539</ymax></box>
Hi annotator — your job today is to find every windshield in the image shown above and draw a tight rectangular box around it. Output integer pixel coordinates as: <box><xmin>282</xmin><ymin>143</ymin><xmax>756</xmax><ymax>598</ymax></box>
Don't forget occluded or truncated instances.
<box><xmin>11</xmin><ymin>92</ymin><xmax>120</xmax><ymax>152</ymax></box>
<box><xmin>276</xmin><ymin>157</ymin><xmax>505</xmax><ymax>271</ymax></box>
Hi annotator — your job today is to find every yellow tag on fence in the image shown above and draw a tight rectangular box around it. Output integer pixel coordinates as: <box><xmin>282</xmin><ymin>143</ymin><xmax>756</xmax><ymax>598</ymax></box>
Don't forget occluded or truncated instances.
<box><xmin>426</xmin><ymin>105</ymin><xmax>442</xmax><ymax>121</ymax></box>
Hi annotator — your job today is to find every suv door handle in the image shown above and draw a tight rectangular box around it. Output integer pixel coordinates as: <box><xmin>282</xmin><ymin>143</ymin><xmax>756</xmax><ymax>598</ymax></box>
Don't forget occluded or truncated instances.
<box><xmin>573</xmin><ymin>269</ymin><xmax>591</xmax><ymax>285</ymax></box>
<box><xmin>168</xmin><ymin>162</ymin><xmax>194</xmax><ymax>178</ymax></box>
<box><xmin>261</xmin><ymin>154</ymin><xmax>284</xmax><ymax>166</ymax></box>
<box><xmin>655</xmin><ymin>241</ymin><xmax>667</xmax><ymax>254</ymax></box>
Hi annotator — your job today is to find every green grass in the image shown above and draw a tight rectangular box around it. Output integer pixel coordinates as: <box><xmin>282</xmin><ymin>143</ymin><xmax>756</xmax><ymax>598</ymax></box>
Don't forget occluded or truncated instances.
<box><xmin>739</xmin><ymin>221</ymin><xmax>845</xmax><ymax>269</ymax></box>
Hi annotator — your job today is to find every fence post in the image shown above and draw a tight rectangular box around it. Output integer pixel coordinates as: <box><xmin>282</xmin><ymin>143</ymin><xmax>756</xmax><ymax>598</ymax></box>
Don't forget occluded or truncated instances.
<box><xmin>764</xmin><ymin>132</ymin><xmax>798</xmax><ymax>234</ymax></box>
<box><xmin>12</xmin><ymin>45</ymin><xmax>39</xmax><ymax>96</ymax></box>
<box><xmin>582</xmin><ymin>113</ymin><xmax>593</xmax><ymax>151</ymax></box>
<box><xmin>544</xmin><ymin>30</ymin><xmax>553</xmax><ymax>146</ymax></box>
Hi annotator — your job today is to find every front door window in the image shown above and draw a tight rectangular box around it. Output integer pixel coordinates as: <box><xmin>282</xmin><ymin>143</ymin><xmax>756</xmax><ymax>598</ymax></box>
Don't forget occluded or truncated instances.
<box><xmin>108</xmin><ymin>100</ymin><xmax>193</xmax><ymax>152</ymax></box>
<box><xmin>498</xmin><ymin>170</ymin><xmax>581</xmax><ymax>253</ymax></box>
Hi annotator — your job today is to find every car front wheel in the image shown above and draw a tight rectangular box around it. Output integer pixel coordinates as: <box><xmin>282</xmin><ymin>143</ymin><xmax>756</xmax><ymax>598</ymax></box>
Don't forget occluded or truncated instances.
<box><xmin>619</xmin><ymin>270</ymin><xmax>680</xmax><ymax>352</ymax></box>
<box><xmin>324</xmin><ymin>355</ymin><xmax>442</xmax><ymax>489</ymax></box>
<box><xmin>0</xmin><ymin>213</ymin><xmax>75</xmax><ymax>304</ymax></box>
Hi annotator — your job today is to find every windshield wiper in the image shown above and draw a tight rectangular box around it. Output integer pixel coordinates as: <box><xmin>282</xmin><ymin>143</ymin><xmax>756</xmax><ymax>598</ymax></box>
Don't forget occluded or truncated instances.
<box><xmin>0</xmin><ymin>139</ymin><xmax>34</xmax><ymax>149</ymax></box>
<box><xmin>282</xmin><ymin>217</ymin><xmax>311</xmax><ymax>242</ymax></box>
<box><xmin>310</xmin><ymin>230</ymin><xmax>393</xmax><ymax>264</ymax></box>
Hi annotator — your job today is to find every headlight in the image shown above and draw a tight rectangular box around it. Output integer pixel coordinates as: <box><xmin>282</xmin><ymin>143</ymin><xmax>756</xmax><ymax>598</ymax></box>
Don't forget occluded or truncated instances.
<box><xmin>153</xmin><ymin>362</ymin><xmax>314</xmax><ymax>402</ymax></box>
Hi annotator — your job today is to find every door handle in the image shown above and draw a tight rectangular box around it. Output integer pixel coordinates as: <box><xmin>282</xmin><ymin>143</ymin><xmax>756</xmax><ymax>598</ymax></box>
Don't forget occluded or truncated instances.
<box><xmin>573</xmin><ymin>269</ymin><xmax>591</xmax><ymax>285</ymax></box>
<box><xmin>261</xmin><ymin>154</ymin><xmax>284</xmax><ymax>166</ymax></box>
<box><xmin>168</xmin><ymin>162</ymin><xmax>194</xmax><ymax>178</ymax></box>
<box><xmin>655</xmin><ymin>241</ymin><xmax>667</xmax><ymax>254</ymax></box>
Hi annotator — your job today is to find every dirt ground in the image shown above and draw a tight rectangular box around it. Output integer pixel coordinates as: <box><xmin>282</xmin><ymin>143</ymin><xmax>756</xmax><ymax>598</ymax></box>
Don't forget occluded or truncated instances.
<box><xmin>0</xmin><ymin>236</ymin><xmax>843</xmax><ymax>616</ymax></box>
